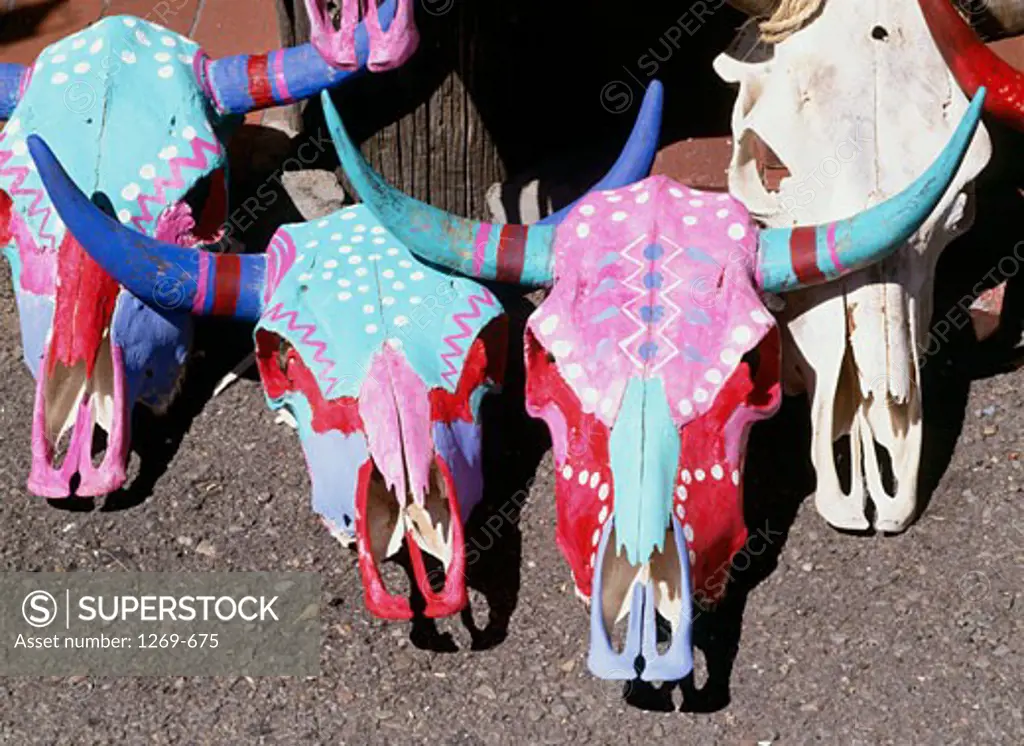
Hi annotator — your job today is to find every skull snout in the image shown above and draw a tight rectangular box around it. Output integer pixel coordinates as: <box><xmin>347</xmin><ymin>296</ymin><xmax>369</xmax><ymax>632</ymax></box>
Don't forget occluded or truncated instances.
<box><xmin>587</xmin><ymin>517</ymin><xmax>693</xmax><ymax>682</ymax></box>
<box><xmin>28</xmin><ymin>340</ymin><xmax>129</xmax><ymax>498</ymax></box>
<box><xmin>355</xmin><ymin>459</ymin><xmax>468</xmax><ymax>620</ymax></box>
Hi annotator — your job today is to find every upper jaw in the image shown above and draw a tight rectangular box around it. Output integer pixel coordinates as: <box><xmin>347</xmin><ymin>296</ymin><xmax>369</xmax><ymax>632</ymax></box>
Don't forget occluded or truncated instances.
<box><xmin>355</xmin><ymin>458</ymin><xmax>468</xmax><ymax>620</ymax></box>
<box><xmin>587</xmin><ymin>516</ymin><xmax>694</xmax><ymax>682</ymax></box>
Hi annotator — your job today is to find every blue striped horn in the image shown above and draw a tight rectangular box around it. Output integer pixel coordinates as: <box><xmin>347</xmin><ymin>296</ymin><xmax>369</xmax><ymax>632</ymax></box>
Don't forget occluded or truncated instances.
<box><xmin>756</xmin><ymin>89</ymin><xmax>985</xmax><ymax>293</ymax></box>
<box><xmin>28</xmin><ymin>135</ymin><xmax>267</xmax><ymax>322</ymax></box>
<box><xmin>202</xmin><ymin>0</ymin><xmax>397</xmax><ymax>115</ymax></box>
<box><xmin>540</xmin><ymin>80</ymin><xmax>664</xmax><ymax>225</ymax></box>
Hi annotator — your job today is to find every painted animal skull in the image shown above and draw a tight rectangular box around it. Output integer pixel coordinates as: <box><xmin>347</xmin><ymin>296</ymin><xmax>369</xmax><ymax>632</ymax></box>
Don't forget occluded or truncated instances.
<box><xmin>305</xmin><ymin>0</ymin><xmax>419</xmax><ymax>72</ymax></box>
<box><xmin>256</xmin><ymin>206</ymin><xmax>508</xmax><ymax>620</ymax></box>
<box><xmin>0</xmin><ymin>3</ymin><xmax>401</xmax><ymax>498</ymax></box>
<box><xmin>321</xmin><ymin>82</ymin><xmax>984</xmax><ymax>680</ymax></box>
<box><xmin>714</xmin><ymin>0</ymin><xmax>992</xmax><ymax>533</ymax></box>
<box><xmin>30</xmin><ymin>83</ymin><xmax>664</xmax><ymax>618</ymax></box>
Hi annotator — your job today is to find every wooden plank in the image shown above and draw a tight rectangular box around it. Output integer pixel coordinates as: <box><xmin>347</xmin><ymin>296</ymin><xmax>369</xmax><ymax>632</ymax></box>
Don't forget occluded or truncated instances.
<box><xmin>286</xmin><ymin>0</ymin><xmax>754</xmax><ymax>215</ymax></box>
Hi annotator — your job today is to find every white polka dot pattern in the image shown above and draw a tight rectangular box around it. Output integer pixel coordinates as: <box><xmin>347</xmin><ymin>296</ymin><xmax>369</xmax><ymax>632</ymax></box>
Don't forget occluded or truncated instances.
<box><xmin>525</xmin><ymin>175</ymin><xmax>775</xmax><ymax>428</ymax></box>
<box><xmin>257</xmin><ymin>205</ymin><xmax>503</xmax><ymax>400</ymax></box>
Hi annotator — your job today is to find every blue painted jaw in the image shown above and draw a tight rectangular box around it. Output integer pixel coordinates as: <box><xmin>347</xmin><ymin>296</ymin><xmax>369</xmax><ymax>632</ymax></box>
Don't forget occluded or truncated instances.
<box><xmin>587</xmin><ymin>516</ymin><xmax>693</xmax><ymax>683</ymax></box>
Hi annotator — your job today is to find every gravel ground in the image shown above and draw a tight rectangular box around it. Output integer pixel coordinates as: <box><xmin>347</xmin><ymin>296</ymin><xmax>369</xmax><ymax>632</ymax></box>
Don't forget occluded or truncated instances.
<box><xmin>0</xmin><ymin>160</ymin><xmax>1021</xmax><ymax>745</ymax></box>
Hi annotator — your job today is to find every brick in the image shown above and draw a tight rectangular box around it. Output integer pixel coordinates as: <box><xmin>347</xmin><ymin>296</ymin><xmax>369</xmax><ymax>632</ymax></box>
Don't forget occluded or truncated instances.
<box><xmin>971</xmin><ymin>282</ymin><xmax>1007</xmax><ymax>342</ymax></box>
<box><xmin>101</xmin><ymin>0</ymin><xmax>201</xmax><ymax>36</ymax></box>
<box><xmin>1</xmin><ymin>0</ymin><xmax>104</xmax><ymax>66</ymax></box>
<box><xmin>191</xmin><ymin>0</ymin><xmax>286</xmax><ymax>125</ymax></box>
<box><xmin>652</xmin><ymin>137</ymin><xmax>733</xmax><ymax>191</ymax></box>
<box><xmin>988</xmin><ymin>36</ymin><xmax>1024</xmax><ymax>71</ymax></box>
<box><xmin>191</xmin><ymin>0</ymin><xmax>282</xmax><ymax>60</ymax></box>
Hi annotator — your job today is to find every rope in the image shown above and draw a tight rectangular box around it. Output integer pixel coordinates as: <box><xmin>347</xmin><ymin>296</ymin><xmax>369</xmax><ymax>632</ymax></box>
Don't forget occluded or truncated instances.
<box><xmin>756</xmin><ymin>0</ymin><xmax>825</xmax><ymax>43</ymax></box>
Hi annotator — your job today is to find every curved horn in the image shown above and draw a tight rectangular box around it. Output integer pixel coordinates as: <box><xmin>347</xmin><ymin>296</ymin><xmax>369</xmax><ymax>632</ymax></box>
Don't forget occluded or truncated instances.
<box><xmin>202</xmin><ymin>0</ymin><xmax>398</xmax><ymax>116</ymax></box>
<box><xmin>1</xmin><ymin>63</ymin><xmax>29</xmax><ymax>120</ymax></box>
<box><xmin>27</xmin><ymin>135</ymin><xmax>266</xmax><ymax>321</ymax></box>
<box><xmin>322</xmin><ymin>90</ymin><xmax>558</xmax><ymax>287</ymax></box>
<box><xmin>757</xmin><ymin>88</ymin><xmax>985</xmax><ymax>293</ymax></box>
<box><xmin>539</xmin><ymin>81</ymin><xmax>664</xmax><ymax>225</ymax></box>
<box><xmin>919</xmin><ymin>0</ymin><xmax>1024</xmax><ymax>130</ymax></box>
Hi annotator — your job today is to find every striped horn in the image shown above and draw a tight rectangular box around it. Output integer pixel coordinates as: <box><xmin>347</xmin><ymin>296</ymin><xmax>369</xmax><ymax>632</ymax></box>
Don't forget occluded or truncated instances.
<box><xmin>919</xmin><ymin>0</ymin><xmax>1024</xmax><ymax>130</ymax></box>
<box><xmin>323</xmin><ymin>90</ymin><xmax>557</xmax><ymax>287</ymax></box>
<box><xmin>322</xmin><ymin>81</ymin><xmax>665</xmax><ymax>285</ymax></box>
<box><xmin>756</xmin><ymin>88</ymin><xmax>985</xmax><ymax>293</ymax></box>
<box><xmin>1</xmin><ymin>63</ymin><xmax>29</xmax><ymax>120</ymax></box>
<box><xmin>539</xmin><ymin>81</ymin><xmax>664</xmax><ymax>225</ymax></box>
<box><xmin>28</xmin><ymin>135</ymin><xmax>267</xmax><ymax>321</ymax></box>
<box><xmin>202</xmin><ymin>0</ymin><xmax>397</xmax><ymax>116</ymax></box>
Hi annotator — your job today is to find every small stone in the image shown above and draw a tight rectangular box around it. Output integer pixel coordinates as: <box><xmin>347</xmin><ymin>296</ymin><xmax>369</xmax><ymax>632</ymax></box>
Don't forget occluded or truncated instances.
<box><xmin>799</xmin><ymin>702</ymin><xmax>819</xmax><ymax>712</ymax></box>
<box><xmin>800</xmin><ymin>562</ymin><xmax>814</xmax><ymax>573</ymax></box>
<box><xmin>195</xmin><ymin>540</ymin><xmax>217</xmax><ymax>557</ymax></box>
<box><xmin>474</xmin><ymin>684</ymin><xmax>496</xmax><ymax>700</ymax></box>
<box><xmin>982</xmin><ymin>424</ymin><xmax>998</xmax><ymax>437</ymax></box>
<box><xmin>550</xmin><ymin>703</ymin><xmax>570</xmax><ymax>719</ymax></box>
<box><xmin>560</xmin><ymin>659</ymin><xmax>576</xmax><ymax>673</ymax></box>
<box><xmin>176</xmin><ymin>536</ymin><xmax>193</xmax><ymax>547</ymax></box>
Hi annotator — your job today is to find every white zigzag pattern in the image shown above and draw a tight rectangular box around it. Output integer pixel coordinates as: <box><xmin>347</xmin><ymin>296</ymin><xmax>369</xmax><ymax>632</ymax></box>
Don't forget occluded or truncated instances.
<box><xmin>647</xmin><ymin>234</ymin><xmax>685</xmax><ymax>374</ymax></box>
<box><xmin>616</xmin><ymin>233</ymin><xmax>651</xmax><ymax>371</ymax></box>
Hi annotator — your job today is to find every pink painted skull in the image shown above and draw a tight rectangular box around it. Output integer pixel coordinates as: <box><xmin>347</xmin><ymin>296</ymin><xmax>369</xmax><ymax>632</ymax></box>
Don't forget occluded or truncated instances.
<box><xmin>326</xmin><ymin>83</ymin><xmax>984</xmax><ymax>679</ymax></box>
<box><xmin>520</xmin><ymin>180</ymin><xmax>783</xmax><ymax>679</ymax></box>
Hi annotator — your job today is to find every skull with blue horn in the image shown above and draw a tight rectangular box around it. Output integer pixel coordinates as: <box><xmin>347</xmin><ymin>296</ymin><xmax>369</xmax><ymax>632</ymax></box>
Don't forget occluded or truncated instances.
<box><xmin>27</xmin><ymin>82</ymin><xmax>664</xmax><ymax>618</ymax></box>
<box><xmin>0</xmin><ymin>1</ymin><xmax>407</xmax><ymax>498</ymax></box>
<box><xmin>299</xmin><ymin>86</ymin><xmax>980</xmax><ymax>679</ymax></box>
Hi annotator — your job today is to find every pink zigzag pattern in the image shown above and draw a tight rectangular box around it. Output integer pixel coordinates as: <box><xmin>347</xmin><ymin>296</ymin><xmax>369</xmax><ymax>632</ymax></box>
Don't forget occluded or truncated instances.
<box><xmin>264</xmin><ymin>231</ymin><xmax>297</xmax><ymax>305</ymax></box>
<box><xmin>130</xmin><ymin>136</ymin><xmax>222</xmax><ymax>234</ymax></box>
<box><xmin>438</xmin><ymin>289</ymin><xmax>497</xmax><ymax>389</ymax></box>
<box><xmin>263</xmin><ymin>301</ymin><xmax>341</xmax><ymax>396</ymax></box>
<box><xmin>0</xmin><ymin>134</ymin><xmax>58</xmax><ymax>252</ymax></box>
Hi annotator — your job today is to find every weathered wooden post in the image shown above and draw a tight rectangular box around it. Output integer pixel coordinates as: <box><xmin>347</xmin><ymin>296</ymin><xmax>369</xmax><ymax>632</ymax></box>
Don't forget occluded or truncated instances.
<box><xmin>276</xmin><ymin>0</ymin><xmax>749</xmax><ymax>217</ymax></box>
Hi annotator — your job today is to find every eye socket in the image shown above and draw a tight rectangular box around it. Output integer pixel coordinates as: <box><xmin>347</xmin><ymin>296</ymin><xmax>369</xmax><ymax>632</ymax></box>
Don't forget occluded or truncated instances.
<box><xmin>741</xmin><ymin>347</ymin><xmax>760</xmax><ymax>379</ymax></box>
<box><xmin>277</xmin><ymin>339</ymin><xmax>296</xmax><ymax>379</ymax></box>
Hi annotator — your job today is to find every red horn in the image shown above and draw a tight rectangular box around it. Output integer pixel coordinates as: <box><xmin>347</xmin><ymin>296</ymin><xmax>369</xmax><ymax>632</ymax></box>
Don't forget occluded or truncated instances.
<box><xmin>919</xmin><ymin>0</ymin><xmax>1024</xmax><ymax>130</ymax></box>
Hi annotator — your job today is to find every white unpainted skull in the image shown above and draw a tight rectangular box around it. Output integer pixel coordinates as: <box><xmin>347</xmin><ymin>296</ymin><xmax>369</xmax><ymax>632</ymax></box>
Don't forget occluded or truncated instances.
<box><xmin>714</xmin><ymin>0</ymin><xmax>992</xmax><ymax>532</ymax></box>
